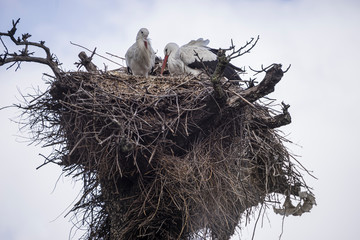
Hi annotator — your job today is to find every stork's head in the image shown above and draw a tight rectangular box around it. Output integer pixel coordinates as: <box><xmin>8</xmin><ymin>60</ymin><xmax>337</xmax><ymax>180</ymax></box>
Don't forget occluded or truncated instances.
<box><xmin>137</xmin><ymin>28</ymin><xmax>150</xmax><ymax>49</ymax></box>
<box><xmin>161</xmin><ymin>42</ymin><xmax>179</xmax><ymax>75</ymax></box>
<box><xmin>163</xmin><ymin>42</ymin><xmax>179</xmax><ymax>58</ymax></box>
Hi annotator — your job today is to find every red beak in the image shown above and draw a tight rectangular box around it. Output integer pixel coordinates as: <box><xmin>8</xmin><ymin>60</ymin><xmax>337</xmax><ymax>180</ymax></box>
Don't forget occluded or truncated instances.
<box><xmin>161</xmin><ymin>55</ymin><xmax>169</xmax><ymax>75</ymax></box>
<box><xmin>144</xmin><ymin>40</ymin><xmax>148</xmax><ymax>49</ymax></box>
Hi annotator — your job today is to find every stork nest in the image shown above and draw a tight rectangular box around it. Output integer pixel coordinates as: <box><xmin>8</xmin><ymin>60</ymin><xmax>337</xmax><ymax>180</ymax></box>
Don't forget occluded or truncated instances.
<box><xmin>19</xmin><ymin>68</ymin><xmax>313</xmax><ymax>240</ymax></box>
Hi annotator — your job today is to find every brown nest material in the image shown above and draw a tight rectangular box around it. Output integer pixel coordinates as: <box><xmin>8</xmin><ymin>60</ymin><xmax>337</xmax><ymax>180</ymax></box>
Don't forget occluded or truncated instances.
<box><xmin>19</xmin><ymin>67</ymin><xmax>314</xmax><ymax>240</ymax></box>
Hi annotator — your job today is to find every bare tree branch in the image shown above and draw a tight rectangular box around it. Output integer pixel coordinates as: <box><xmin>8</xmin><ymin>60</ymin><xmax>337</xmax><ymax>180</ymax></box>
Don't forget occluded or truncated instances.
<box><xmin>76</xmin><ymin>51</ymin><xmax>98</xmax><ymax>72</ymax></box>
<box><xmin>0</xmin><ymin>18</ymin><xmax>62</xmax><ymax>78</ymax></box>
<box><xmin>251</xmin><ymin>102</ymin><xmax>292</xmax><ymax>128</ymax></box>
<box><xmin>239</xmin><ymin>64</ymin><xmax>284</xmax><ymax>105</ymax></box>
<box><xmin>105</xmin><ymin>52</ymin><xmax>126</xmax><ymax>61</ymax></box>
<box><xmin>226</xmin><ymin>35</ymin><xmax>260</xmax><ymax>60</ymax></box>
<box><xmin>210</xmin><ymin>49</ymin><xmax>228</xmax><ymax>104</ymax></box>
<box><xmin>202</xmin><ymin>36</ymin><xmax>262</xmax><ymax>108</ymax></box>
<box><xmin>70</xmin><ymin>41</ymin><xmax>123</xmax><ymax>67</ymax></box>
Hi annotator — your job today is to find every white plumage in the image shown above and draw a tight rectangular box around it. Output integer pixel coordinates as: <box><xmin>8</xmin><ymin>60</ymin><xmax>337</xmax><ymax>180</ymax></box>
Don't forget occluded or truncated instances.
<box><xmin>125</xmin><ymin>28</ymin><xmax>155</xmax><ymax>77</ymax></box>
<box><xmin>161</xmin><ymin>38</ymin><xmax>213</xmax><ymax>76</ymax></box>
<box><xmin>161</xmin><ymin>38</ymin><xmax>241</xmax><ymax>81</ymax></box>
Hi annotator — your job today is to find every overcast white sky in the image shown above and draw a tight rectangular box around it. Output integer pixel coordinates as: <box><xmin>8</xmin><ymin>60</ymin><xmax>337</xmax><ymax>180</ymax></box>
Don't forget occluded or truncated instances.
<box><xmin>1</xmin><ymin>0</ymin><xmax>360</xmax><ymax>239</ymax></box>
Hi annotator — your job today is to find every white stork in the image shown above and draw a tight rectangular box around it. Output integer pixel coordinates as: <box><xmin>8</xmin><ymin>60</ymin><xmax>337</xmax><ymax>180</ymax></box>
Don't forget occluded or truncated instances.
<box><xmin>160</xmin><ymin>38</ymin><xmax>242</xmax><ymax>81</ymax></box>
<box><xmin>125</xmin><ymin>28</ymin><xmax>155</xmax><ymax>77</ymax></box>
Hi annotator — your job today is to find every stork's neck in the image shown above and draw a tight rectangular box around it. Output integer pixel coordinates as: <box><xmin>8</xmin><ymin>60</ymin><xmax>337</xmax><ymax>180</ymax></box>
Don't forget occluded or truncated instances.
<box><xmin>137</xmin><ymin>37</ymin><xmax>149</xmax><ymax>51</ymax></box>
<box><xmin>144</xmin><ymin>40</ymin><xmax>148</xmax><ymax>49</ymax></box>
<box><xmin>167</xmin><ymin>44</ymin><xmax>180</xmax><ymax>59</ymax></box>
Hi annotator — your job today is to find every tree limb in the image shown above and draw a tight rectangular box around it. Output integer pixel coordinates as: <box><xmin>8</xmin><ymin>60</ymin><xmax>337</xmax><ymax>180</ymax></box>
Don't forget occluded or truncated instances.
<box><xmin>70</xmin><ymin>41</ymin><xmax>123</xmax><ymax>67</ymax></box>
<box><xmin>229</xmin><ymin>64</ymin><xmax>284</xmax><ymax>107</ymax></box>
<box><xmin>76</xmin><ymin>51</ymin><xmax>98</xmax><ymax>72</ymax></box>
<box><xmin>0</xmin><ymin>18</ymin><xmax>62</xmax><ymax>78</ymax></box>
<box><xmin>227</xmin><ymin>35</ymin><xmax>260</xmax><ymax>60</ymax></box>
<box><xmin>210</xmin><ymin>49</ymin><xmax>228</xmax><ymax>104</ymax></box>
<box><xmin>252</xmin><ymin>102</ymin><xmax>291</xmax><ymax>128</ymax></box>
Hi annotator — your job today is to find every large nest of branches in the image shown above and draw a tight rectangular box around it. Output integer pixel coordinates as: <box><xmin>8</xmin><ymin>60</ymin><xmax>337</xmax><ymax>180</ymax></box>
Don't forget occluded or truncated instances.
<box><xmin>18</xmin><ymin>66</ymin><xmax>314</xmax><ymax>240</ymax></box>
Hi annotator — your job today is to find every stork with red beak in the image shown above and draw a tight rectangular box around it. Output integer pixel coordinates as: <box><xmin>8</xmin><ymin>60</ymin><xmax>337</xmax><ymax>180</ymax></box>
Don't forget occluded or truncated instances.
<box><xmin>125</xmin><ymin>28</ymin><xmax>155</xmax><ymax>77</ymax></box>
<box><xmin>161</xmin><ymin>38</ymin><xmax>242</xmax><ymax>81</ymax></box>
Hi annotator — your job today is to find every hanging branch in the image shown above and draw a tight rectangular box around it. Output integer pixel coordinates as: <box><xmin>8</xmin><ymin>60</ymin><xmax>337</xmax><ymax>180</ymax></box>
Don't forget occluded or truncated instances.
<box><xmin>0</xmin><ymin>18</ymin><xmax>62</xmax><ymax>79</ymax></box>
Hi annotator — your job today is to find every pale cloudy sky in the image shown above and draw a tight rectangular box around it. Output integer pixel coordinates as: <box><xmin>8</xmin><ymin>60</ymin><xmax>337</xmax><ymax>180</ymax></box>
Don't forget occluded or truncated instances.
<box><xmin>1</xmin><ymin>0</ymin><xmax>360</xmax><ymax>239</ymax></box>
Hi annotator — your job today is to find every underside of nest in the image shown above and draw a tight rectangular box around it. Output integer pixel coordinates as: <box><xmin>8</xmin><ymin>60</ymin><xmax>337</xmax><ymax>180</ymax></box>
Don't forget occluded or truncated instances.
<box><xmin>18</xmin><ymin>68</ymin><xmax>314</xmax><ymax>240</ymax></box>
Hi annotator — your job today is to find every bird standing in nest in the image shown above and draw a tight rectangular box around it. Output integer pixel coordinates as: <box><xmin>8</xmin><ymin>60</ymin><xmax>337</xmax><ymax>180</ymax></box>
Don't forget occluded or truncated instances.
<box><xmin>161</xmin><ymin>38</ymin><xmax>243</xmax><ymax>82</ymax></box>
<box><xmin>125</xmin><ymin>28</ymin><xmax>156</xmax><ymax>77</ymax></box>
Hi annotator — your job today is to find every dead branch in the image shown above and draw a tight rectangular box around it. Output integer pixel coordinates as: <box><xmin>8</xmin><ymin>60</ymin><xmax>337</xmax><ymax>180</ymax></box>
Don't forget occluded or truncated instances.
<box><xmin>70</xmin><ymin>41</ymin><xmax>123</xmax><ymax>67</ymax></box>
<box><xmin>210</xmin><ymin>49</ymin><xmax>228</xmax><ymax>104</ymax></box>
<box><xmin>0</xmin><ymin>18</ymin><xmax>62</xmax><ymax>78</ymax></box>
<box><xmin>106</xmin><ymin>52</ymin><xmax>126</xmax><ymax>61</ymax></box>
<box><xmin>238</xmin><ymin>64</ymin><xmax>284</xmax><ymax>106</ymax></box>
<box><xmin>251</xmin><ymin>102</ymin><xmax>291</xmax><ymax>128</ymax></box>
<box><xmin>226</xmin><ymin>35</ymin><xmax>260</xmax><ymax>60</ymax></box>
<box><xmin>193</xmin><ymin>50</ymin><xmax>212</xmax><ymax>78</ymax></box>
<box><xmin>226</xmin><ymin>64</ymin><xmax>285</xmax><ymax>112</ymax></box>
<box><xmin>201</xmin><ymin>36</ymin><xmax>261</xmax><ymax>108</ymax></box>
<box><xmin>76</xmin><ymin>51</ymin><xmax>98</xmax><ymax>72</ymax></box>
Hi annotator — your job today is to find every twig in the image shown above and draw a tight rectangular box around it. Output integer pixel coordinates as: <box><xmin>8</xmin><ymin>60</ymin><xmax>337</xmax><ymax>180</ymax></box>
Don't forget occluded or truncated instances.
<box><xmin>283</xmin><ymin>64</ymin><xmax>291</xmax><ymax>73</ymax></box>
<box><xmin>0</xmin><ymin>36</ymin><xmax>8</xmax><ymax>53</ymax></box>
<box><xmin>249</xmin><ymin>64</ymin><xmax>277</xmax><ymax>75</ymax></box>
<box><xmin>228</xmin><ymin>90</ymin><xmax>256</xmax><ymax>108</ymax></box>
<box><xmin>251</xmin><ymin>204</ymin><xmax>264</xmax><ymax>240</ymax></box>
<box><xmin>193</xmin><ymin>50</ymin><xmax>212</xmax><ymax>77</ymax></box>
<box><xmin>279</xmin><ymin>214</ymin><xmax>286</xmax><ymax>240</ymax></box>
<box><xmin>228</xmin><ymin>35</ymin><xmax>260</xmax><ymax>60</ymax></box>
<box><xmin>70</xmin><ymin>41</ymin><xmax>123</xmax><ymax>67</ymax></box>
<box><xmin>106</xmin><ymin>52</ymin><xmax>126</xmax><ymax>61</ymax></box>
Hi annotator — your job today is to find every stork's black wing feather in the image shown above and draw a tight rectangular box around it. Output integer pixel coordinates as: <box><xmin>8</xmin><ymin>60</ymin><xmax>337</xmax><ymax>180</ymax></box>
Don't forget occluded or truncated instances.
<box><xmin>188</xmin><ymin>59</ymin><xmax>242</xmax><ymax>81</ymax></box>
<box><xmin>187</xmin><ymin>60</ymin><xmax>218</xmax><ymax>74</ymax></box>
<box><xmin>223</xmin><ymin>65</ymin><xmax>242</xmax><ymax>80</ymax></box>
<box><xmin>209</xmin><ymin>48</ymin><xmax>219</xmax><ymax>55</ymax></box>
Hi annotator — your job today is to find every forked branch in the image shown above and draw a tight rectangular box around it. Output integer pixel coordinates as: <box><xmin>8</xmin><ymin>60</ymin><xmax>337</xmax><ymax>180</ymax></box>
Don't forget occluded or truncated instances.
<box><xmin>239</xmin><ymin>64</ymin><xmax>284</xmax><ymax>104</ymax></box>
<box><xmin>226</xmin><ymin>35</ymin><xmax>260</xmax><ymax>60</ymax></box>
<box><xmin>0</xmin><ymin>18</ymin><xmax>62</xmax><ymax>78</ymax></box>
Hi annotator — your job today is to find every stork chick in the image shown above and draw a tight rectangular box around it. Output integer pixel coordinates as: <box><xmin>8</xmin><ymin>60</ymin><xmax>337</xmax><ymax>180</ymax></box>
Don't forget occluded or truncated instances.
<box><xmin>125</xmin><ymin>28</ymin><xmax>155</xmax><ymax>77</ymax></box>
<box><xmin>161</xmin><ymin>38</ymin><xmax>242</xmax><ymax>81</ymax></box>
